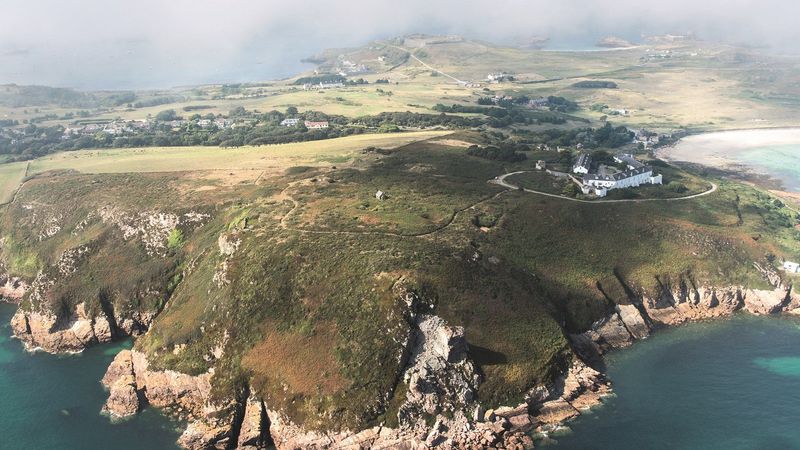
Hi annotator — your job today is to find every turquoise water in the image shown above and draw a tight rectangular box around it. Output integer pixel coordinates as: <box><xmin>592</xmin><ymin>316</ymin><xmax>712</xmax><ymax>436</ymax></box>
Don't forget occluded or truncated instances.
<box><xmin>736</xmin><ymin>144</ymin><xmax>800</xmax><ymax>192</ymax></box>
<box><xmin>0</xmin><ymin>303</ymin><xmax>181</xmax><ymax>449</ymax></box>
<box><xmin>550</xmin><ymin>314</ymin><xmax>800</xmax><ymax>449</ymax></box>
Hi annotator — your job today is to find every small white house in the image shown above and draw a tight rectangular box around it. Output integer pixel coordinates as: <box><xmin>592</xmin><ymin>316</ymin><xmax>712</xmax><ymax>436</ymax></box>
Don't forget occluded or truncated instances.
<box><xmin>536</xmin><ymin>160</ymin><xmax>547</xmax><ymax>170</ymax></box>
<box><xmin>784</xmin><ymin>261</ymin><xmax>800</xmax><ymax>273</ymax></box>
<box><xmin>375</xmin><ymin>190</ymin><xmax>386</xmax><ymax>200</ymax></box>
<box><xmin>281</xmin><ymin>118</ymin><xmax>300</xmax><ymax>127</ymax></box>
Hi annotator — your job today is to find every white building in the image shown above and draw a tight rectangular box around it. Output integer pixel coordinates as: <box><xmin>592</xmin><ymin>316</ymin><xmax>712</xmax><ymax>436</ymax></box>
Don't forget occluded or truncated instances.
<box><xmin>572</xmin><ymin>153</ymin><xmax>592</xmax><ymax>174</ymax></box>
<box><xmin>536</xmin><ymin>160</ymin><xmax>547</xmax><ymax>170</ymax></box>
<box><xmin>281</xmin><ymin>118</ymin><xmax>300</xmax><ymax>127</ymax></box>
<box><xmin>584</xmin><ymin>166</ymin><xmax>662</xmax><ymax>191</ymax></box>
<box><xmin>375</xmin><ymin>190</ymin><xmax>386</xmax><ymax>200</ymax></box>
<box><xmin>304</xmin><ymin>121</ymin><xmax>329</xmax><ymax>129</ymax></box>
<box><xmin>577</xmin><ymin>153</ymin><xmax>663</xmax><ymax>197</ymax></box>
<box><xmin>784</xmin><ymin>261</ymin><xmax>800</xmax><ymax>273</ymax></box>
<box><xmin>303</xmin><ymin>82</ymin><xmax>345</xmax><ymax>90</ymax></box>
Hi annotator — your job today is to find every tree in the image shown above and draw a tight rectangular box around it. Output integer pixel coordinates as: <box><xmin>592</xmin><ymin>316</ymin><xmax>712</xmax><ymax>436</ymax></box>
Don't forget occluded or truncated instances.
<box><xmin>286</xmin><ymin>106</ymin><xmax>298</xmax><ymax>115</ymax></box>
<box><xmin>155</xmin><ymin>109</ymin><xmax>178</xmax><ymax>122</ymax></box>
<box><xmin>562</xmin><ymin>183</ymin><xmax>580</xmax><ymax>197</ymax></box>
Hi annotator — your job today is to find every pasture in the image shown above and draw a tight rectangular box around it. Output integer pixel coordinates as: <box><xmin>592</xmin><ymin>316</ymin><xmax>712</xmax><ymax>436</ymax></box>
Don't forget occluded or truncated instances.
<box><xmin>24</xmin><ymin>131</ymin><xmax>448</xmax><ymax>176</ymax></box>
<box><xmin>0</xmin><ymin>162</ymin><xmax>27</xmax><ymax>204</ymax></box>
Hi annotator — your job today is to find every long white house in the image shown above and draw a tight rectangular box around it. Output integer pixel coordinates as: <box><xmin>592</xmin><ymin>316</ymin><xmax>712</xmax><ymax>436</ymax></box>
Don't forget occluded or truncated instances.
<box><xmin>578</xmin><ymin>154</ymin><xmax>662</xmax><ymax>197</ymax></box>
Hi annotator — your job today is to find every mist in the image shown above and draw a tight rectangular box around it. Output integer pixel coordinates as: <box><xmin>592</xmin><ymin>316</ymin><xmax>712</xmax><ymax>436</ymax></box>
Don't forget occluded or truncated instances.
<box><xmin>1</xmin><ymin>0</ymin><xmax>798</xmax><ymax>90</ymax></box>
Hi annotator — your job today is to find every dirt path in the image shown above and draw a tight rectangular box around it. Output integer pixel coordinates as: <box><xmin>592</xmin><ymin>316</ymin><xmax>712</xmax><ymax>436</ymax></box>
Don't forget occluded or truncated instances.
<box><xmin>386</xmin><ymin>44</ymin><xmax>466</xmax><ymax>84</ymax></box>
<box><xmin>278</xmin><ymin>186</ymin><xmax>508</xmax><ymax>238</ymax></box>
<box><xmin>491</xmin><ymin>171</ymin><xmax>718</xmax><ymax>204</ymax></box>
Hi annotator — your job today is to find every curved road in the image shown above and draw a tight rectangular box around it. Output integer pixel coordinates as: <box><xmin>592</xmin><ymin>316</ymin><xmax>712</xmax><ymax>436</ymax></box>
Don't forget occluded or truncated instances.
<box><xmin>490</xmin><ymin>171</ymin><xmax>718</xmax><ymax>204</ymax></box>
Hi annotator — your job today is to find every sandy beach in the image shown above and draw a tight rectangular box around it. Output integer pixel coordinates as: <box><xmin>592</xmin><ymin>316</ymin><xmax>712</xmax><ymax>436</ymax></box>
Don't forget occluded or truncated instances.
<box><xmin>660</xmin><ymin>128</ymin><xmax>800</xmax><ymax>167</ymax></box>
<box><xmin>658</xmin><ymin>128</ymin><xmax>800</xmax><ymax>193</ymax></box>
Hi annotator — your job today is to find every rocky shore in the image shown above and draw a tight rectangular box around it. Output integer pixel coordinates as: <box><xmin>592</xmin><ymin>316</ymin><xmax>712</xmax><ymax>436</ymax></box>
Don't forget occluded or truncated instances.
<box><xmin>571</xmin><ymin>279</ymin><xmax>798</xmax><ymax>364</ymax></box>
<box><xmin>99</xmin><ymin>313</ymin><xmax>610</xmax><ymax>450</ymax></box>
<box><xmin>5</xmin><ymin>253</ymin><xmax>797</xmax><ymax>449</ymax></box>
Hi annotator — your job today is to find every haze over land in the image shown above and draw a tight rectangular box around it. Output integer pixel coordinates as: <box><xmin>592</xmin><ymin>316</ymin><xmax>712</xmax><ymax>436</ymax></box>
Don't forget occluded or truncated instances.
<box><xmin>2</xmin><ymin>0</ymin><xmax>800</xmax><ymax>89</ymax></box>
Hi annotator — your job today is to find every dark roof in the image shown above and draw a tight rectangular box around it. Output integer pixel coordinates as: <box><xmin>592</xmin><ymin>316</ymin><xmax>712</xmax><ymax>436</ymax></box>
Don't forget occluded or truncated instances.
<box><xmin>573</xmin><ymin>153</ymin><xmax>592</xmax><ymax>169</ymax></box>
<box><xmin>615</xmin><ymin>154</ymin><xmax>645</xmax><ymax>169</ymax></box>
<box><xmin>584</xmin><ymin>166</ymin><xmax>653</xmax><ymax>182</ymax></box>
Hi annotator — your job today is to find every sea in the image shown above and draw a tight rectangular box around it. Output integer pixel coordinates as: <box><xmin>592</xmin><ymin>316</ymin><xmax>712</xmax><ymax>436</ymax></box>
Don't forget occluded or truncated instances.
<box><xmin>735</xmin><ymin>143</ymin><xmax>800</xmax><ymax>192</ymax></box>
<box><xmin>549</xmin><ymin>314</ymin><xmax>800</xmax><ymax>449</ymax></box>
<box><xmin>0</xmin><ymin>303</ymin><xmax>181</xmax><ymax>449</ymax></box>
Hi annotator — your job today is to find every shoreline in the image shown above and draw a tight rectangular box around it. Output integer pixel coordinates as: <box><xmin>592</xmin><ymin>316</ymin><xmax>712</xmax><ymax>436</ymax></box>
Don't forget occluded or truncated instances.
<box><xmin>656</xmin><ymin>127</ymin><xmax>800</xmax><ymax>195</ymax></box>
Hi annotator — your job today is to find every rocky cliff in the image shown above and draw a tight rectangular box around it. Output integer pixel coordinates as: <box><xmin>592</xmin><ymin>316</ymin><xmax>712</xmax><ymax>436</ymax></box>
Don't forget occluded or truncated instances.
<box><xmin>572</xmin><ymin>281</ymin><xmax>798</xmax><ymax>360</ymax></box>
<box><xmin>99</xmin><ymin>313</ymin><xmax>611</xmax><ymax>450</ymax></box>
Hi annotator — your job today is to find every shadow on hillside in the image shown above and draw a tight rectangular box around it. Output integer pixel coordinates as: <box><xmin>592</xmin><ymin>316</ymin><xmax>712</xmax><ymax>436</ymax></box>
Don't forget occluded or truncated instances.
<box><xmin>469</xmin><ymin>345</ymin><xmax>509</xmax><ymax>366</ymax></box>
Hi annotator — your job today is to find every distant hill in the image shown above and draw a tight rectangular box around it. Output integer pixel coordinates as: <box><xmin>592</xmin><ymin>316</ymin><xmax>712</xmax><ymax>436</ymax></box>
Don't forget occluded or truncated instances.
<box><xmin>0</xmin><ymin>84</ymin><xmax>139</xmax><ymax>108</ymax></box>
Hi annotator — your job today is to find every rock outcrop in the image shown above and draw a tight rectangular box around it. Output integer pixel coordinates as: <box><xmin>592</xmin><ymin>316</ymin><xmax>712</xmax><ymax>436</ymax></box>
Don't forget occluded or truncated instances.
<box><xmin>397</xmin><ymin>314</ymin><xmax>480</xmax><ymax>427</ymax></box>
<box><xmin>0</xmin><ymin>271</ymin><xmax>27</xmax><ymax>303</ymax></box>
<box><xmin>576</xmin><ymin>282</ymin><xmax>795</xmax><ymax>356</ymax></box>
<box><xmin>11</xmin><ymin>302</ymin><xmax>114</xmax><ymax>353</ymax></box>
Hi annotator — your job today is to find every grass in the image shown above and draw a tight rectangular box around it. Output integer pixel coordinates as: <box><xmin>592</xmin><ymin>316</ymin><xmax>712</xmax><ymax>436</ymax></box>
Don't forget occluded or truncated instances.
<box><xmin>25</xmin><ymin>131</ymin><xmax>450</xmax><ymax>176</ymax></box>
<box><xmin>0</xmin><ymin>162</ymin><xmax>27</xmax><ymax>204</ymax></box>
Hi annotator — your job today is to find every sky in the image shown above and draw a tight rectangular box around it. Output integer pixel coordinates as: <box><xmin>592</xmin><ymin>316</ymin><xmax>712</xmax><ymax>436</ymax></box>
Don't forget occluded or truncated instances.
<box><xmin>1</xmin><ymin>0</ymin><xmax>798</xmax><ymax>90</ymax></box>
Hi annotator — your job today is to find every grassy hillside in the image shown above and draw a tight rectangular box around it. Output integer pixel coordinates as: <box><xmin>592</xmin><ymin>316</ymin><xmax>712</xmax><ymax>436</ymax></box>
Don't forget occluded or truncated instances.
<box><xmin>3</xmin><ymin>133</ymin><xmax>792</xmax><ymax>433</ymax></box>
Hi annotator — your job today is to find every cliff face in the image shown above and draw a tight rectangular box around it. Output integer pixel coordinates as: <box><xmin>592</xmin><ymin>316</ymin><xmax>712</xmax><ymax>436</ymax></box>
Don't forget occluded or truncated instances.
<box><xmin>572</xmin><ymin>281</ymin><xmax>798</xmax><ymax>360</ymax></box>
<box><xmin>98</xmin><ymin>314</ymin><xmax>609</xmax><ymax>450</ymax></box>
<box><xmin>1</xmin><ymin>180</ymin><xmax>211</xmax><ymax>353</ymax></box>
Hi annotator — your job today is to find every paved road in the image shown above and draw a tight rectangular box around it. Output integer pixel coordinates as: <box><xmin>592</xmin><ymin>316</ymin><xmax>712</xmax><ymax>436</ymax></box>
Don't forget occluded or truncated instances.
<box><xmin>490</xmin><ymin>171</ymin><xmax>718</xmax><ymax>204</ymax></box>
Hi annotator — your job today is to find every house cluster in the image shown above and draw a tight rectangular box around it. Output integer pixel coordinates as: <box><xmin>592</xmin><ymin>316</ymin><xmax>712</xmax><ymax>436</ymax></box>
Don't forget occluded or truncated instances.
<box><xmin>573</xmin><ymin>153</ymin><xmax>662</xmax><ymax>197</ymax></box>
<box><xmin>632</xmin><ymin>128</ymin><xmax>666</xmax><ymax>149</ymax></box>
<box><xmin>303</xmin><ymin>82</ymin><xmax>345</xmax><ymax>90</ymax></box>
<box><xmin>63</xmin><ymin>120</ymin><xmax>150</xmax><ymax>137</ymax></box>
<box><xmin>61</xmin><ymin>117</ymin><xmax>235</xmax><ymax>138</ymax></box>
<box><xmin>336</xmin><ymin>59</ymin><xmax>369</xmax><ymax>76</ymax></box>
<box><xmin>458</xmin><ymin>81</ymin><xmax>482</xmax><ymax>88</ymax></box>
<box><xmin>527</xmin><ymin>97</ymin><xmax>551</xmax><ymax>109</ymax></box>
<box><xmin>0</xmin><ymin>127</ymin><xmax>24</xmax><ymax>144</ymax></box>
<box><xmin>487</xmin><ymin>72</ymin><xmax>512</xmax><ymax>83</ymax></box>
<box><xmin>280</xmin><ymin>118</ymin><xmax>329</xmax><ymax>129</ymax></box>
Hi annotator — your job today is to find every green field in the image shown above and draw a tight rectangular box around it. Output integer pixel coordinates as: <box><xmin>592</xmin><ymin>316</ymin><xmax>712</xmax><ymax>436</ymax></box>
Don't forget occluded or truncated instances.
<box><xmin>24</xmin><ymin>130</ymin><xmax>447</xmax><ymax>175</ymax></box>
<box><xmin>0</xmin><ymin>162</ymin><xmax>27</xmax><ymax>204</ymax></box>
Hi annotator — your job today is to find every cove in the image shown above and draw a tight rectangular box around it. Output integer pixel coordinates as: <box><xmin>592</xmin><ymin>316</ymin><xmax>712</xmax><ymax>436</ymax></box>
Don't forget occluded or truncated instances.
<box><xmin>662</xmin><ymin>128</ymin><xmax>800</xmax><ymax>193</ymax></box>
<box><xmin>0</xmin><ymin>303</ymin><xmax>181</xmax><ymax>449</ymax></box>
<box><xmin>549</xmin><ymin>314</ymin><xmax>800</xmax><ymax>449</ymax></box>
